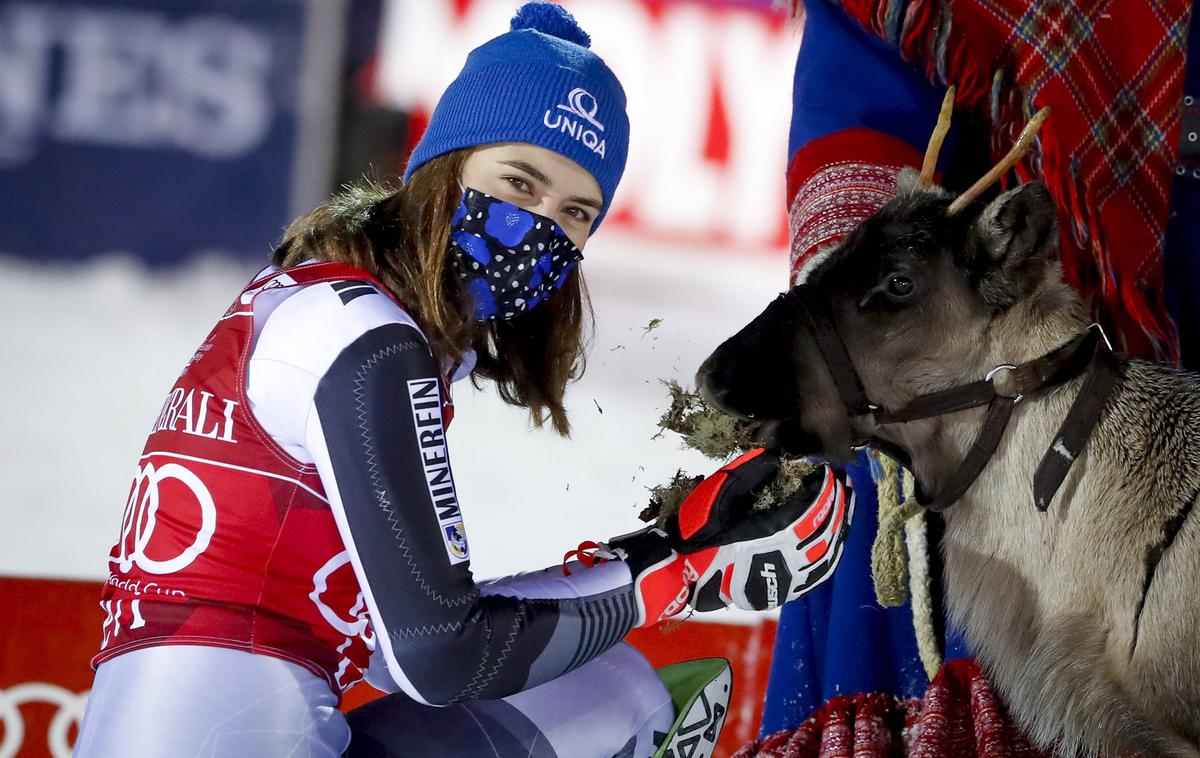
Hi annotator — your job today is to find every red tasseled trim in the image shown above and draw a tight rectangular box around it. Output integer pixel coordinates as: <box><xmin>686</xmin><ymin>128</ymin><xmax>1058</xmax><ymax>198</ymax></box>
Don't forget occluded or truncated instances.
<box><xmin>735</xmin><ymin>659</ymin><xmax>1053</xmax><ymax>758</ymax></box>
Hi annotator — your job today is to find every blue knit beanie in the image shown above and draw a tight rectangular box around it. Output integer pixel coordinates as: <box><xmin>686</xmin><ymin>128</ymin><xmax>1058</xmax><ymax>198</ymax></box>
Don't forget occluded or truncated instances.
<box><xmin>403</xmin><ymin>1</ymin><xmax>629</xmax><ymax>228</ymax></box>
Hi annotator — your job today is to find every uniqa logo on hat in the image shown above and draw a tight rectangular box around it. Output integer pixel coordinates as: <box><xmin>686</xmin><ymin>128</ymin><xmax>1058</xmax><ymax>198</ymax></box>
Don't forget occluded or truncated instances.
<box><xmin>542</xmin><ymin>87</ymin><xmax>607</xmax><ymax>158</ymax></box>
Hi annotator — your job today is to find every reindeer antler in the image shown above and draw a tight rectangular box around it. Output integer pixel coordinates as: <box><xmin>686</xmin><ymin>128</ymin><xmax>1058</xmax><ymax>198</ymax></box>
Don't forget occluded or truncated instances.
<box><xmin>947</xmin><ymin>106</ymin><xmax>1052</xmax><ymax>215</ymax></box>
<box><xmin>919</xmin><ymin>87</ymin><xmax>956</xmax><ymax>186</ymax></box>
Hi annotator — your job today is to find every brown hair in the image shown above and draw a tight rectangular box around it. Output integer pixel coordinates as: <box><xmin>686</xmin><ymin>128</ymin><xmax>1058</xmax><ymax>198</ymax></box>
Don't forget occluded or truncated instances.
<box><xmin>274</xmin><ymin>150</ymin><xmax>592</xmax><ymax>435</ymax></box>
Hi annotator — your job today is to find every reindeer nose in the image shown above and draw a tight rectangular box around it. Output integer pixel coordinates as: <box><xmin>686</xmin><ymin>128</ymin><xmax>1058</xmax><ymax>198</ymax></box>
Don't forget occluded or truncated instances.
<box><xmin>697</xmin><ymin>294</ymin><xmax>802</xmax><ymax>421</ymax></box>
<box><xmin>696</xmin><ymin>350</ymin><xmax>752</xmax><ymax>419</ymax></box>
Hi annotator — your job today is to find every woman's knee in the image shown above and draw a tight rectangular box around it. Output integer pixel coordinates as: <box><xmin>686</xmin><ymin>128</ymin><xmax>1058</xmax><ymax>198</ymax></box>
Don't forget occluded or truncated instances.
<box><xmin>508</xmin><ymin>643</ymin><xmax>674</xmax><ymax>755</ymax></box>
<box><xmin>346</xmin><ymin>643</ymin><xmax>673</xmax><ymax>758</ymax></box>
<box><xmin>581</xmin><ymin>642</ymin><xmax>672</xmax><ymax>715</ymax></box>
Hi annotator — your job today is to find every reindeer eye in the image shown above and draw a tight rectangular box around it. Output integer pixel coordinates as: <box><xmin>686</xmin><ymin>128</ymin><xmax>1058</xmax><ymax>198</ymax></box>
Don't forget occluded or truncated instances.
<box><xmin>886</xmin><ymin>274</ymin><xmax>915</xmax><ymax>299</ymax></box>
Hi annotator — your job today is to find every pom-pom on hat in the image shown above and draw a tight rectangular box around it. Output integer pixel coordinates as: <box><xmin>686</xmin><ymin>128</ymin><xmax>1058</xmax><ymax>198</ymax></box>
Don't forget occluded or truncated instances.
<box><xmin>404</xmin><ymin>1</ymin><xmax>628</xmax><ymax>229</ymax></box>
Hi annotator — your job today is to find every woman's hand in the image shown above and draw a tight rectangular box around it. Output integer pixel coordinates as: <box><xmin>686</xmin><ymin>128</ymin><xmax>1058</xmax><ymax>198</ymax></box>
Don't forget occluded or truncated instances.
<box><xmin>666</xmin><ymin>449</ymin><xmax>854</xmax><ymax>612</ymax></box>
<box><xmin>591</xmin><ymin>449</ymin><xmax>854</xmax><ymax>625</ymax></box>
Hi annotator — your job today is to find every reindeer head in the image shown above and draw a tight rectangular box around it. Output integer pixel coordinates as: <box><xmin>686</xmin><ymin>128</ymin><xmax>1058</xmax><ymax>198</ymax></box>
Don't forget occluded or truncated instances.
<box><xmin>697</xmin><ymin>98</ymin><xmax>1079</xmax><ymax>464</ymax></box>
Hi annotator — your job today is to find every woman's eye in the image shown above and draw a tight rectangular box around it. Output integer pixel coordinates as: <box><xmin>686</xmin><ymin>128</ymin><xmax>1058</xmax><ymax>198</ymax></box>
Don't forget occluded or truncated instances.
<box><xmin>564</xmin><ymin>206</ymin><xmax>591</xmax><ymax>224</ymax></box>
<box><xmin>504</xmin><ymin>176</ymin><xmax>531</xmax><ymax>193</ymax></box>
<box><xmin>886</xmin><ymin>274</ymin><xmax>915</xmax><ymax>298</ymax></box>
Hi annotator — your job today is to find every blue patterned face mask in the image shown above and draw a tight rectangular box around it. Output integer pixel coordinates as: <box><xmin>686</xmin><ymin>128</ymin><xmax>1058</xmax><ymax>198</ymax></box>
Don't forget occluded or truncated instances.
<box><xmin>448</xmin><ymin>188</ymin><xmax>584</xmax><ymax>322</ymax></box>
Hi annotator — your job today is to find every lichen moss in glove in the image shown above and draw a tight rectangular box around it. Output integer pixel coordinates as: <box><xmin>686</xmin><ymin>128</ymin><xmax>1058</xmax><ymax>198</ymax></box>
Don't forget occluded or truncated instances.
<box><xmin>643</xmin><ymin>381</ymin><xmax>816</xmax><ymax>527</ymax></box>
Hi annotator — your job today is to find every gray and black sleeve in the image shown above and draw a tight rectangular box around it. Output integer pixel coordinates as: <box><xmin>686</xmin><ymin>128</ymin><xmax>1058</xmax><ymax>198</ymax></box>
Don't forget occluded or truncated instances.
<box><xmin>305</xmin><ymin>322</ymin><xmax>638</xmax><ymax>706</ymax></box>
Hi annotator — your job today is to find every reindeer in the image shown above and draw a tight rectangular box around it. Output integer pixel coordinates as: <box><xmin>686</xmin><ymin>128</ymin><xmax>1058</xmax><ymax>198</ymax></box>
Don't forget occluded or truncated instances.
<box><xmin>697</xmin><ymin>94</ymin><xmax>1200</xmax><ymax>757</ymax></box>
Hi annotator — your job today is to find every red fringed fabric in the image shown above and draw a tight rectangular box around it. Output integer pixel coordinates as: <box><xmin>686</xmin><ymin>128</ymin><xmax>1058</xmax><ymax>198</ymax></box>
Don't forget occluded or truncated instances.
<box><xmin>737</xmin><ymin>692</ymin><xmax>905</xmax><ymax>758</ymax></box>
<box><xmin>735</xmin><ymin>660</ymin><xmax>1052</xmax><ymax>758</ymax></box>
<box><xmin>832</xmin><ymin>0</ymin><xmax>1192</xmax><ymax>362</ymax></box>
<box><xmin>909</xmin><ymin>659</ymin><xmax>1049</xmax><ymax>758</ymax></box>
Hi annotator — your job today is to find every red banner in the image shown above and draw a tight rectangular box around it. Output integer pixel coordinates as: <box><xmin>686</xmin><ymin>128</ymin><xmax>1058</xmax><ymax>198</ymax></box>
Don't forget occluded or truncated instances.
<box><xmin>1</xmin><ymin>577</ymin><xmax>774</xmax><ymax>758</ymax></box>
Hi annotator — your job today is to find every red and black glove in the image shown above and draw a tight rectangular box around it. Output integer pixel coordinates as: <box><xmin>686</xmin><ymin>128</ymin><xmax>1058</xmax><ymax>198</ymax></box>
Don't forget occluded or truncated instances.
<box><xmin>569</xmin><ymin>449</ymin><xmax>853</xmax><ymax>625</ymax></box>
<box><xmin>603</xmin><ymin>527</ymin><xmax>691</xmax><ymax>627</ymax></box>
<box><xmin>666</xmin><ymin>448</ymin><xmax>854</xmax><ymax>612</ymax></box>
<box><xmin>563</xmin><ymin>527</ymin><xmax>692</xmax><ymax>627</ymax></box>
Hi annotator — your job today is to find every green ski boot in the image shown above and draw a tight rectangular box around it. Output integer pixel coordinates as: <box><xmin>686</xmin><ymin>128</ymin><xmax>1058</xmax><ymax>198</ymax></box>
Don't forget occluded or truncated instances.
<box><xmin>652</xmin><ymin>658</ymin><xmax>732</xmax><ymax>758</ymax></box>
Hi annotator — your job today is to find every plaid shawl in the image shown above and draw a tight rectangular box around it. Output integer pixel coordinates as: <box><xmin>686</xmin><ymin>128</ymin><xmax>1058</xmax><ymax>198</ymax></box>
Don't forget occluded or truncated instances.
<box><xmin>831</xmin><ymin>0</ymin><xmax>1192</xmax><ymax>362</ymax></box>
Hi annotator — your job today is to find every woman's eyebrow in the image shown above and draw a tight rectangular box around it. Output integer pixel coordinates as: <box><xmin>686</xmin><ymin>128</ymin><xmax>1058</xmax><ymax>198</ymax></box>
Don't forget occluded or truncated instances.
<box><xmin>568</xmin><ymin>195</ymin><xmax>603</xmax><ymax>212</ymax></box>
<box><xmin>499</xmin><ymin>160</ymin><xmax>550</xmax><ymax>185</ymax></box>
<box><xmin>498</xmin><ymin>159</ymin><xmax>602</xmax><ymax>211</ymax></box>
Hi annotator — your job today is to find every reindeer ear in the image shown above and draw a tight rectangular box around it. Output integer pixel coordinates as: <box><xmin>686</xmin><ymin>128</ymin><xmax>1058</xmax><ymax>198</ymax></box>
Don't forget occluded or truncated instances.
<box><xmin>966</xmin><ymin>182</ymin><xmax>1058</xmax><ymax>307</ymax></box>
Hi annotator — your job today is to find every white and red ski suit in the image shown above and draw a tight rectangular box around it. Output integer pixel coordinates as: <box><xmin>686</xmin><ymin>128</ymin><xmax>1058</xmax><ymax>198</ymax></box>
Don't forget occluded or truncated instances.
<box><xmin>75</xmin><ymin>261</ymin><xmax>672</xmax><ymax>758</ymax></box>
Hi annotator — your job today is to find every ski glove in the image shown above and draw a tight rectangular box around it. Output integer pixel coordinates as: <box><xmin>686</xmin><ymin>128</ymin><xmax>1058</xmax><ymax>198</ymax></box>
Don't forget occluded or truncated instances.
<box><xmin>599</xmin><ymin>526</ymin><xmax>691</xmax><ymax>628</ymax></box>
<box><xmin>666</xmin><ymin>448</ymin><xmax>854</xmax><ymax>612</ymax></box>
<box><xmin>568</xmin><ymin>449</ymin><xmax>852</xmax><ymax>624</ymax></box>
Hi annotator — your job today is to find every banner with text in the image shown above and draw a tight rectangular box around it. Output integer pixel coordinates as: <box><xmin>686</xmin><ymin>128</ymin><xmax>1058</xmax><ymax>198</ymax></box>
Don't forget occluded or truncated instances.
<box><xmin>0</xmin><ymin>0</ymin><xmax>344</xmax><ymax>263</ymax></box>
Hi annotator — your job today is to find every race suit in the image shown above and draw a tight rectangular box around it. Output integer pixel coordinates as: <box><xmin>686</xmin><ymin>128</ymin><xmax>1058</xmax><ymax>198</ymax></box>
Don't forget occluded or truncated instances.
<box><xmin>75</xmin><ymin>261</ymin><xmax>671</xmax><ymax>757</ymax></box>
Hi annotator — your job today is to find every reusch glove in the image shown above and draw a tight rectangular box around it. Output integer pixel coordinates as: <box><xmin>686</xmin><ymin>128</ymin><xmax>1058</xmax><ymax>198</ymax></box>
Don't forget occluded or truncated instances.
<box><xmin>565</xmin><ymin>528</ymin><xmax>691</xmax><ymax>628</ymax></box>
<box><xmin>606</xmin><ymin>527</ymin><xmax>691</xmax><ymax>627</ymax></box>
<box><xmin>665</xmin><ymin>448</ymin><xmax>854</xmax><ymax>612</ymax></box>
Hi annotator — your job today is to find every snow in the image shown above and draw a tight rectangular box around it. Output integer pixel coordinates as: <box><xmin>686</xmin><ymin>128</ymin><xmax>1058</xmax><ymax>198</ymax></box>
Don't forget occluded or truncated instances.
<box><xmin>0</xmin><ymin>233</ymin><xmax>786</xmax><ymax>623</ymax></box>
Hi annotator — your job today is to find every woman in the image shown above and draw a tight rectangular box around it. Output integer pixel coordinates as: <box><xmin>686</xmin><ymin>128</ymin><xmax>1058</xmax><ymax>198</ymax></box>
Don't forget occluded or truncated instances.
<box><xmin>74</xmin><ymin>4</ymin><xmax>851</xmax><ymax>756</ymax></box>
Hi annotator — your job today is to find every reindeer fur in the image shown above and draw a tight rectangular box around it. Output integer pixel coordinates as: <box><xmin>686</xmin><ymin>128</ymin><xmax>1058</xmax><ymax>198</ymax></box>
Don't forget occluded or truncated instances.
<box><xmin>919</xmin><ymin>291</ymin><xmax>1200</xmax><ymax>757</ymax></box>
<box><xmin>699</xmin><ymin>172</ymin><xmax>1200</xmax><ymax>756</ymax></box>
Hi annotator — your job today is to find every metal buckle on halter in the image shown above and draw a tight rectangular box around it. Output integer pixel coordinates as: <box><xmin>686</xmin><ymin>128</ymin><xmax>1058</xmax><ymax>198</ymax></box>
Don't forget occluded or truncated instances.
<box><xmin>984</xmin><ymin>364</ymin><xmax>1024</xmax><ymax>403</ymax></box>
<box><xmin>851</xmin><ymin>403</ymin><xmax>881</xmax><ymax>422</ymax></box>
<box><xmin>849</xmin><ymin>405</ymin><xmax>881</xmax><ymax>453</ymax></box>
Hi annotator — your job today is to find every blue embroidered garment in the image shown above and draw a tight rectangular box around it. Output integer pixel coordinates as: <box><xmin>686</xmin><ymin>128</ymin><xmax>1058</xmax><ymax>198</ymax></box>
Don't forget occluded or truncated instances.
<box><xmin>764</xmin><ymin>0</ymin><xmax>1200</xmax><ymax>736</ymax></box>
<box><xmin>760</xmin><ymin>454</ymin><xmax>971</xmax><ymax>733</ymax></box>
<box><xmin>762</xmin><ymin>0</ymin><xmax>970</xmax><ymax>734</ymax></box>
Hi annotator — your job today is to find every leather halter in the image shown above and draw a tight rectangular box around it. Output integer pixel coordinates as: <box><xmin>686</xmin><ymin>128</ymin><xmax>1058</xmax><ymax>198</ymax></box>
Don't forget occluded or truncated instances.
<box><xmin>785</xmin><ymin>290</ymin><xmax>1121</xmax><ymax>512</ymax></box>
